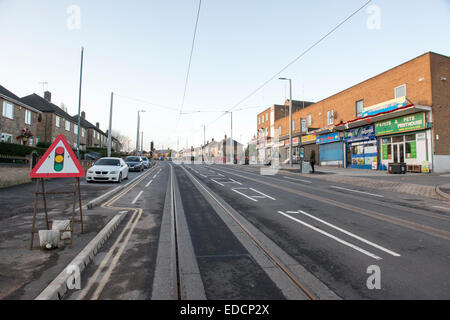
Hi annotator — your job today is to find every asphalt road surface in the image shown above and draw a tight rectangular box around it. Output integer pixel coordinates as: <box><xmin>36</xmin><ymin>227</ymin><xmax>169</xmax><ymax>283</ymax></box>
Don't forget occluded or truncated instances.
<box><xmin>59</xmin><ymin>161</ymin><xmax>450</xmax><ymax>300</ymax></box>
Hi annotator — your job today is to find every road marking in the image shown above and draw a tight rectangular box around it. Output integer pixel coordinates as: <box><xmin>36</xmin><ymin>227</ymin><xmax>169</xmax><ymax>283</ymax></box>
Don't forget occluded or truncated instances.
<box><xmin>278</xmin><ymin>211</ymin><xmax>382</xmax><ymax>260</ymax></box>
<box><xmin>283</xmin><ymin>176</ymin><xmax>312</xmax><ymax>184</ymax></box>
<box><xmin>295</xmin><ymin>210</ymin><xmax>400</xmax><ymax>257</ymax></box>
<box><xmin>330</xmin><ymin>186</ymin><xmax>384</xmax><ymax>198</ymax></box>
<box><xmin>230</xmin><ymin>178</ymin><xmax>242</xmax><ymax>185</ymax></box>
<box><xmin>211</xmin><ymin>179</ymin><xmax>225</xmax><ymax>186</ymax></box>
<box><xmin>145</xmin><ymin>179</ymin><xmax>153</xmax><ymax>188</ymax></box>
<box><xmin>200</xmin><ymin>174</ymin><xmax>207</xmax><ymax>178</ymax></box>
<box><xmin>218</xmin><ymin>173</ymin><xmax>224</xmax><ymax>177</ymax></box>
<box><xmin>433</xmin><ymin>206</ymin><xmax>450</xmax><ymax>211</ymax></box>
<box><xmin>232</xmin><ymin>188</ymin><xmax>258</xmax><ymax>202</ymax></box>
<box><xmin>249</xmin><ymin>188</ymin><xmax>276</xmax><ymax>200</ymax></box>
<box><xmin>132</xmin><ymin>191</ymin><xmax>144</xmax><ymax>204</ymax></box>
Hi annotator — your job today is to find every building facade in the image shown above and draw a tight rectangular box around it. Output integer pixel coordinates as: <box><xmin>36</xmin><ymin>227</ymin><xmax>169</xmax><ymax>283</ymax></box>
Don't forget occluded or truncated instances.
<box><xmin>0</xmin><ymin>85</ymin><xmax>42</xmax><ymax>146</ymax></box>
<box><xmin>265</xmin><ymin>52</ymin><xmax>449</xmax><ymax>172</ymax></box>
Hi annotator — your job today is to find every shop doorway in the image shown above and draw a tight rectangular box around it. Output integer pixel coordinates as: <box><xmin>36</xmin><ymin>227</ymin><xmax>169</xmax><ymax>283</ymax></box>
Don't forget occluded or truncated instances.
<box><xmin>393</xmin><ymin>143</ymin><xmax>405</xmax><ymax>163</ymax></box>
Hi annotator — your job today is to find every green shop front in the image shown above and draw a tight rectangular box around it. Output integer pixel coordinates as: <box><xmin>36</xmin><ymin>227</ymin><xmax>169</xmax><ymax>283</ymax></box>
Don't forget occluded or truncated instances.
<box><xmin>376</xmin><ymin>112</ymin><xmax>433</xmax><ymax>172</ymax></box>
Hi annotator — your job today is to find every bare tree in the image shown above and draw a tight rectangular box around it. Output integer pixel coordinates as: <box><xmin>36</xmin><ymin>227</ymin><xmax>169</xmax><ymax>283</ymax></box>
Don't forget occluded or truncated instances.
<box><xmin>112</xmin><ymin>130</ymin><xmax>132</xmax><ymax>152</ymax></box>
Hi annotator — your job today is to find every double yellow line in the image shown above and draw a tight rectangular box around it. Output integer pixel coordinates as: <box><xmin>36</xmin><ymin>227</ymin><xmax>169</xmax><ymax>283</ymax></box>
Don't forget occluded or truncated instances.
<box><xmin>77</xmin><ymin>165</ymin><xmax>158</xmax><ymax>300</ymax></box>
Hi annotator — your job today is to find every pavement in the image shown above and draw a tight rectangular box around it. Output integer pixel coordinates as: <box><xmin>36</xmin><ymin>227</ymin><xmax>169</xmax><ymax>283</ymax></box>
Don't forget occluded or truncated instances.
<box><xmin>1</xmin><ymin>161</ymin><xmax>450</xmax><ymax>300</ymax></box>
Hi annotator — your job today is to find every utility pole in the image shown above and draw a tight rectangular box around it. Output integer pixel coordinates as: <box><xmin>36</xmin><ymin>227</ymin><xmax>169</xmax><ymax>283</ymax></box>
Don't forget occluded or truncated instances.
<box><xmin>107</xmin><ymin>92</ymin><xmax>113</xmax><ymax>157</ymax></box>
<box><xmin>136</xmin><ymin>110</ymin><xmax>145</xmax><ymax>155</ymax></box>
<box><xmin>141</xmin><ymin>131</ymin><xmax>144</xmax><ymax>154</ymax></box>
<box><xmin>76</xmin><ymin>47</ymin><xmax>84</xmax><ymax>159</ymax></box>
<box><xmin>279</xmin><ymin>77</ymin><xmax>293</xmax><ymax>167</ymax></box>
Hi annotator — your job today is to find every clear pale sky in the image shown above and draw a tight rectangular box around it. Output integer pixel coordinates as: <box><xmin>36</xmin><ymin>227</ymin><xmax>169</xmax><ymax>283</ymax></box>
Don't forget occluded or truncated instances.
<box><xmin>0</xmin><ymin>0</ymin><xmax>449</xmax><ymax>151</ymax></box>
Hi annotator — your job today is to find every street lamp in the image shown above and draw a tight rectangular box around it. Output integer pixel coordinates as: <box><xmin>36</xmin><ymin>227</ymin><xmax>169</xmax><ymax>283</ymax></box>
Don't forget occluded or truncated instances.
<box><xmin>136</xmin><ymin>110</ymin><xmax>146</xmax><ymax>155</ymax></box>
<box><xmin>279</xmin><ymin>77</ymin><xmax>293</xmax><ymax>167</ymax></box>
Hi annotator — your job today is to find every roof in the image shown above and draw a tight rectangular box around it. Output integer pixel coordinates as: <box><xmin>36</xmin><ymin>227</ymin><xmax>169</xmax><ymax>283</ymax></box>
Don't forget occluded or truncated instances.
<box><xmin>69</xmin><ymin>114</ymin><xmax>106</xmax><ymax>135</ymax></box>
<box><xmin>21</xmin><ymin>94</ymin><xmax>75</xmax><ymax>122</ymax></box>
<box><xmin>0</xmin><ymin>85</ymin><xmax>42</xmax><ymax>114</ymax></box>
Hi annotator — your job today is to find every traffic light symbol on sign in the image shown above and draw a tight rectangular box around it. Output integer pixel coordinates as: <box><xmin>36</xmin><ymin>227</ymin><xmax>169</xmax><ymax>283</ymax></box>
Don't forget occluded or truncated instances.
<box><xmin>54</xmin><ymin>147</ymin><xmax>65</xmax><ymax>172</ymax></box>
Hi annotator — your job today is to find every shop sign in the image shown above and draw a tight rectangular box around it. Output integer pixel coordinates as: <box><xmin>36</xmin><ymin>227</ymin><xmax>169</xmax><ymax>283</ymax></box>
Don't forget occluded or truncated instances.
<box><xmin>344</xmin><ymin>125</ymin><xmax>375</xmax><ymax>142</ymax></box>
<box><xmin>316</xmin><ymin>132</ymin><xmax>340</xmax><ymax>145</ymax></box>
<box><xmin>292</xmin><ymin>137</ymin><xmax>299</xmax><ymax>146</ymax></box>
<box><xmin>301</xmin><ymin>134</ymin><xmax>316</xmax><ymax>144</ymax></box>
<box><xmin>375</xmin><ymin>113</ymin><xmax>426</xmax><ymax>136</ymax></box>
<box><xmin>362</xmin><ymin>97</ymin><xmax>408</xmax><ymax>118</ymax></box>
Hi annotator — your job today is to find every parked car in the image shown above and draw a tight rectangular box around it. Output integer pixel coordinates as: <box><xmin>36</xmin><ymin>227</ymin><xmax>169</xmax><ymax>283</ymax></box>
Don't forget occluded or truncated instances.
<box><xmin>86</xmin><ymin>158</ymin><xmax>129</xmax><ymax>183</ymax></box>
<box><xmin>141</xmin><ymin>156</ymin><xmax>151</xmax><ymax>169</ymax></box>
<box><xmin>125</xmin><ymin>156</ymin><xmax>145</xmax><ymax>172</ymax></box>
<box><xmin>84</xmin><ymin>152</ymin><xmax>101</xmax><ymax>160</ymax></box>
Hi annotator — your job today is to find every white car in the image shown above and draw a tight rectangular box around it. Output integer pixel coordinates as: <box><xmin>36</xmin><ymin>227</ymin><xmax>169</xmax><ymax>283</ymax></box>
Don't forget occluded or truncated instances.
<box><xmin>86</xmin><ymin>157</ymin><xmax>129</xmax><ymax>183</ymax></box>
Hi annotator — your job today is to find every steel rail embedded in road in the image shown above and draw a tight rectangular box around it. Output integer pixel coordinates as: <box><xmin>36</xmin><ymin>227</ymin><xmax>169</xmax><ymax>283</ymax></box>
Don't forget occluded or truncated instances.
<box><xmin>180</xmin><ymin>164</ymin><xmax>318</xmax><ymax>300</ymax></box>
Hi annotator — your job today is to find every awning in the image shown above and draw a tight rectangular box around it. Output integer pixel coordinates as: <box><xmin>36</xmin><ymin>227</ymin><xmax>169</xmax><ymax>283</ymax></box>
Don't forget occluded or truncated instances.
<box><xmin>335</xmin><ymin>105</ymin><xmax>431</xmax><ymax>131</ymax></box>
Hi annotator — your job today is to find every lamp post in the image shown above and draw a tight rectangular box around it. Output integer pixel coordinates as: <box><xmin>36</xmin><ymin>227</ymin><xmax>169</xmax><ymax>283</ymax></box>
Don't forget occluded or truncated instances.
<box><xmin>76</xmin><ymin>47</ymin><xmax>84</xmax><ymax>159</ymax></box>
<box><xmin>107</xmin><ymin>92</ymin><xmax>114</xmax><ymax>157</ymax></box>
<box><xmin>279</xmin><ymin>77</ymin><xmax>293</xmax><ymax>167</ymax></box>
<box><xmin>136</xmin><ymin>110</ymin><xmax>146</xmax><ymax>155</ymax></box>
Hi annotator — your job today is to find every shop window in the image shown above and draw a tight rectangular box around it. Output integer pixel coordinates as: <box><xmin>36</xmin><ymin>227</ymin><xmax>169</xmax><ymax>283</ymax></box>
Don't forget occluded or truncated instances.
<box><xmin>385</xmin><ymin>144</ymin><xmax>392</xmax><ymax>160</ymax></box>
<box><xmin>382</xmin><ymin>137</ymin><xmax>391</xmax><ymax>144</ymax></box>
<box><xmin>405</xmin><ymin>141</ymin><xmax>417</xmax><ymax>159</ymax></box>
<box><xmin>392</xmin><ymin>136</ymin><xmax>404</xmax><ymax>143</ymax></box>
<box><xmin>405</xmin><ymin>134</ymin><xmax>416</xmax><ymax>141</ymax></box>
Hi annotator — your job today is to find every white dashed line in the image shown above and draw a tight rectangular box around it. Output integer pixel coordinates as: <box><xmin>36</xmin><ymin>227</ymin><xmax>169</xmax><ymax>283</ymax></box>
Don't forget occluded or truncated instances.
<box><xmin>283</xmin><ymin>176</ymin><xmax>312</xmax><ymax>184</ymax></box>
<box><xmin>249</xmin><ymin>188</ymin><xmax>276</xmax><ymax>201</ymax></box>
<box><xmin>232</xmin><ymin>188</ymin><xmax>258</xmax><ymax>202</ymax></box>
<box><xmin>145</xmin><ymin>180</ymin><xmax>153</xmax><ymax>188</ymax></box>
<box><xmin>132</xmin><ymin>191</ymin><xmax>144</xmax><ymax>204</ymax></box>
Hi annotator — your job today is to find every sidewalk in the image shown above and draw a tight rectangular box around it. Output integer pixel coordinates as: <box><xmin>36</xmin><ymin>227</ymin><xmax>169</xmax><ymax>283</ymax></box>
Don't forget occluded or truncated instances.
<box><xmin>274</xmin><ymin>165</ymin><xmax>450</xmax><ymax>201</ymax></box>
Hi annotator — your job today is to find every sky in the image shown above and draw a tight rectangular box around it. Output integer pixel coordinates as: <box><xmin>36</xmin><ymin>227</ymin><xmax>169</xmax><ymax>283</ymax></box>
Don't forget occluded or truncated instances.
<box><xmin>0</xmin><ymin>0</ymin><xmax>449</xmax><ymax>151</ymax></box>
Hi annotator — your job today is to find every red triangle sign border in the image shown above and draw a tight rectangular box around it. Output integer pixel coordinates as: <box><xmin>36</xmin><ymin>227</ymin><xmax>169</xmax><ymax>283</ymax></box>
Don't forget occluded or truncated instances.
<box><xmin>30</xmin><ymin>135</ymin><xmax>86</xmax><ymax>178</ymax></box>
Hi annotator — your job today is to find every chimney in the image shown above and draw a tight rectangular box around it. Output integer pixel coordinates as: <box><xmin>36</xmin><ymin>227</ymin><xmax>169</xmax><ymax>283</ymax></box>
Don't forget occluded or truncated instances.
<box><xmin>81</xmin><ymin>111</ymin><xmax>86</xmax><ymax>119</ymax></box>
<box><xmin>96</xmin><ymin>122</ymin><xmax>100</xmax><ymax>128</ymax></box>
<box><xmin>44</xmin><ymin>91</ymin><xmax>51</xmax><ymax>102</ymax></box>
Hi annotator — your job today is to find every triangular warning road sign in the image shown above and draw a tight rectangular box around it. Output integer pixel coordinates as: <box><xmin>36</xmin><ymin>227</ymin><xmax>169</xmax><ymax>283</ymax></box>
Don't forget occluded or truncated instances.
<box><xmin>30</xmin><ymin>135</ymin><xmax>85</xmax><ymax>178</ymax></box>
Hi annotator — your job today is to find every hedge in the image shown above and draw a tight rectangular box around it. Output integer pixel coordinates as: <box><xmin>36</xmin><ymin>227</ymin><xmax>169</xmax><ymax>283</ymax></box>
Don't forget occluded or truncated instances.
<box><xmin>0</xmin><ymin>142</ymin><xmax>47</xmax><ymax>157</ymax></box>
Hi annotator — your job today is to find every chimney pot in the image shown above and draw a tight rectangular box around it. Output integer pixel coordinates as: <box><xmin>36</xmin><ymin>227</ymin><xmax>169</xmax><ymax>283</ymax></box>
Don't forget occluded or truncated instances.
<box><xmin>96</xmin><ymin>122</ymin><xmax>100</xmax><ymax>128</ymax></box>
<box><xmin>44</xmin><ymin>91</ymin><xmax>51</xmax><ymax>102</ymax></box>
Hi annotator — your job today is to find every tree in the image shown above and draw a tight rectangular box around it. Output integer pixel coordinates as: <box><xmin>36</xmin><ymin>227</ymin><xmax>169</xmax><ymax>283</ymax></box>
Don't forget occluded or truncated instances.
<box><xmin>112</xmin><ymin>130</ymin><xmax>132</xmax><ymax>152</ymax></box>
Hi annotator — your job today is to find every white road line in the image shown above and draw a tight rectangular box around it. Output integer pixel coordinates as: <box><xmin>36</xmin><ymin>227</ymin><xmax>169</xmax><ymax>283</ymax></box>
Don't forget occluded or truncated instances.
<box><xmin>433</xmin><ymin>206</ymin><xmax>450</xmax><ymax>211</ymax></box>
<box><xmin>211</xmin><ymin>179</ymin><xmax>225</xmax><ymax>186</ymax></box>
<box><xmin>145</xmin><ymin>179</ymin><xmax>154</xmax><ymax>188</ymax></box>
<box><xmin>132</xmin><ymin>191</ymin><xmax>144</xmax><ymax>204</ymax></box>
<box><xmin>232</xmin><ymin>189</ymin><xmax>258</xmax><ymax>202</ymax></box>
<box><xmin>249</xmin><ymin>188</ymin><xmax>276</xmax><ymax>201</ymax></box>
<box><xmin>278</xmin><ymin>211</ymin><xmax>382</xmax><ymax>260</ymax></box>
<box><xmin>283</xmin><ymin>176</ymin><xmax>312</xmax><ymax>184</ymax></box>
<box><xmin>330</xmin><ymin>186</ymin><xmax>384</xmax><ymax>198</ymax></box>
<box><xmin>200</xmin><ymin>174</ymin><xmax>207</xmax><ymax>178</ymax></box>
<box><xmin>296</xmin><ymin>210</ymin><xmax>400</xmax><ymax>257</ymax></box>
<box><xmin>229</xmin><ymin>178</ymin><xmax>242</xmax><ymax>185</ymax></box>
<box><xmin>218</xmin><ymin>173</ymin><xmax>224</xmax><ymax>177</ymax></box>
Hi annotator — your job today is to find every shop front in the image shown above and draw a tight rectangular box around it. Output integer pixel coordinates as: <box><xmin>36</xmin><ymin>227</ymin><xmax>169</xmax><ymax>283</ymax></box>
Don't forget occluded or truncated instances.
<box><xmin>301</xmin><ymin>134</ymin><xmax>319</xmax><ymax>164</ymax></box>
<box><xmin>343</xmin><ymin>124</ymin><xmax>378</xmax><ymax>169</ymax></box>
<box><xmin>376</xmin><ymin>112</ymin><xmax>433</xmax><ymax>172</ymax></box>
<box><xmin>283</xmin><ymin>136</ymin><xmax>301</xmax><ymax>163</ymax></box>
<box><xmin>316</xmin><ymin>132</ymin><xmax>344</xmax><ymax>166</ymax></box>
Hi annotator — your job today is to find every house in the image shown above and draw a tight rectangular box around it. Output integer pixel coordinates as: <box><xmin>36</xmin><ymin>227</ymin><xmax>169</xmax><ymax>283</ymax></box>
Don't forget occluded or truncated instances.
<box><xmin>70</xmin><ymin>111</ymin><xmax>107</xmax><ymax>149</ymax></box>
<box><xmin>0</xmin><ymin>85</ymin><xmax>42</xmax><ymax>146</ymax></box>
<box><xmin>21</xmin><ymin>91</ymin><xmax>88</xmax><ymax>149</ymax></box>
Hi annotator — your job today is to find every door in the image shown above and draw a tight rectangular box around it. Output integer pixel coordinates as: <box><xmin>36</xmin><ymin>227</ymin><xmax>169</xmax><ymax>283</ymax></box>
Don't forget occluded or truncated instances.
<box><xmin>393</xmin><ymin>143</ymin><xmax>405</xmax><ymax>163</ymax></box>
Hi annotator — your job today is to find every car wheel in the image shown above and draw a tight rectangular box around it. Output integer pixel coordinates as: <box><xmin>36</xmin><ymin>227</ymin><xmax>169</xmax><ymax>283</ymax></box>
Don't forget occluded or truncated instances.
<box><xmin>117</xmin><ymin>173</ymin><xmax>122</xmax><ymax>183</ymax></box>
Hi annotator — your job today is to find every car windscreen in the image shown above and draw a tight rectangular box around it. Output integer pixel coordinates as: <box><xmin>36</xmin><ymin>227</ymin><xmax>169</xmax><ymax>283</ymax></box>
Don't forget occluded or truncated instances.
<box><xmin>95</xmin><ymin>159</ymin><xmax>120</xmax><ymax>166</ymax></box>
<box><xmin>126</xmin><ymin>157</ymin><xmax>141</xmax><ymax>162</ymax></box>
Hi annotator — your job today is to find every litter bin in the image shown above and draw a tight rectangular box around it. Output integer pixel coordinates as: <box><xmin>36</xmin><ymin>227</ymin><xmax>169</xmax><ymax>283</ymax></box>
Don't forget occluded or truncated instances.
<box><xmin>388</xmin><ymin>162</ymin><xmax>406</xmax><ymax>174</ymax></box>
<box><xmin>302</xmin><ymin>161</ymin><xmax>311</xmax><ymax>174</ymax></box>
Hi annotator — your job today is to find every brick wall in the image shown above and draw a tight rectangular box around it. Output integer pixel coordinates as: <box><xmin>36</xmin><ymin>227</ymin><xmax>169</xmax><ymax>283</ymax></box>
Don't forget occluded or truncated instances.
<box><xmin>275</xmin><ymin>52</ymin><xmax>438</xmax><ymax>138</ymax></box>
<box><xmin>430</xmin><ymin>53</ymin><xmax>450</xmax><ymax>155</ymax></box>
<box><xmin>0</xmin><ymin>97</ymin><xmax>40</xmax><ymax>146</ymax></box>
<box><xmin>37</xmin><ymin>113</ymin><xmax>87</xmax><ymax>148</ymax></box>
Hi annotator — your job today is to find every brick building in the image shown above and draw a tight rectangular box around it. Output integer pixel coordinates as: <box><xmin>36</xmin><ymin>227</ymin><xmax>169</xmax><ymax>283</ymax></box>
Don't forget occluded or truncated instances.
<box><xmin>262</xmin><ymin>52</ymin><xmax>449</xmax><ymax>173</ymax></box>
<box><xmin>70</xmin><ymin>111</ymin><xmax>107</xmax><ymax>149</ymax></box>
<box><xmin>0</xmin><ymin>85</ymin><xmax>42</xmax><ymax>146</ymax></box>
<box><xmin>256</xmin><ymin>100</ymin><xmax>314</xmax><ymax>163</ymax></box>
<box><xmin>21</xmin><ymin>92</ymin><xmax>88</xmax><ymax>149</ymax></box>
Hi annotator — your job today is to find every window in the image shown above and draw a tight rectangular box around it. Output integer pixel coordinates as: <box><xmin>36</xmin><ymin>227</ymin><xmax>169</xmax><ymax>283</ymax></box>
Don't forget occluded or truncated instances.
<box><xmin>258</xmin><ymin>117</ymin><xmax>261</xmax><ymax>125</ymax></box>
<box><xmin>327</xmin><ymin>110</ymin><xmax>334</xmax><ymax>125</ymax></box>
<box><xmin>82</xmin><ymin>128</ymin><xmax>85</xmax><ymax>137</ymax></box>
<box><xmin>292</xmin><ymin>120</ymin><xmax>295</xmax><ymax>131</ymax></box>
<box><xmin>25</xmin><ymin>110</ymin><xmax>32</xmax><ymax>124</ymax></box>
<box><xmin>28</xmin><ymin>138</ymin><xmax>33</xmax><ymax>146</ymax></box>
<box><xmin>278</xmin><ymin>126</ymin><xmax>282</xmax><ymax>135</ymax></box>
<box><xmin>301</xmin><ymin>119</ymin><xmax>307</xmax><ymax>132</ymax></box>
<box><xmin>74</xmin><ymin>124</ymin><xmax>78</xmax><ymax>134</ymax></box>
<box><xmin>395</xmin><ymin>84</ymin><xmax>406</xmax><ymax>98</ymax></box>
<box><xmin>307</xmin><ymin>114</ymin><xmax>312</xmax><ymax>126</ymax></box>
<box><xmin>56</xmin><ymin>116</ymin><xmax>61</xmax><ymax>127</ymax></box>
<box><xmin>356</xmin><ymin>100</ymin><xmax>364</xmax><ymax>117</ymax></box>
<box><xmin>2</xmin><ymin>101</ymin><xmax>14</xmax><ymax>119</ymax></box>
<box><xmin>1</xmin><ymin>133</ymin><xmax>13</xmax><ymax>143</ymax></box>
<box><xmin>65</xmin><ymin>120</ymin><xmax>70</xmax><ymax>131</ymax></box>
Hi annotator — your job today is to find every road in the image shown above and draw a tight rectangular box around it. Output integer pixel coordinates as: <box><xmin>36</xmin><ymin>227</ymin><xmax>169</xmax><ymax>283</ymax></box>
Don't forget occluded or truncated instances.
<box><xmin>61</xmin><ymin>162</ymin><xmax>450</xmax><ymax>300</ymax></box>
